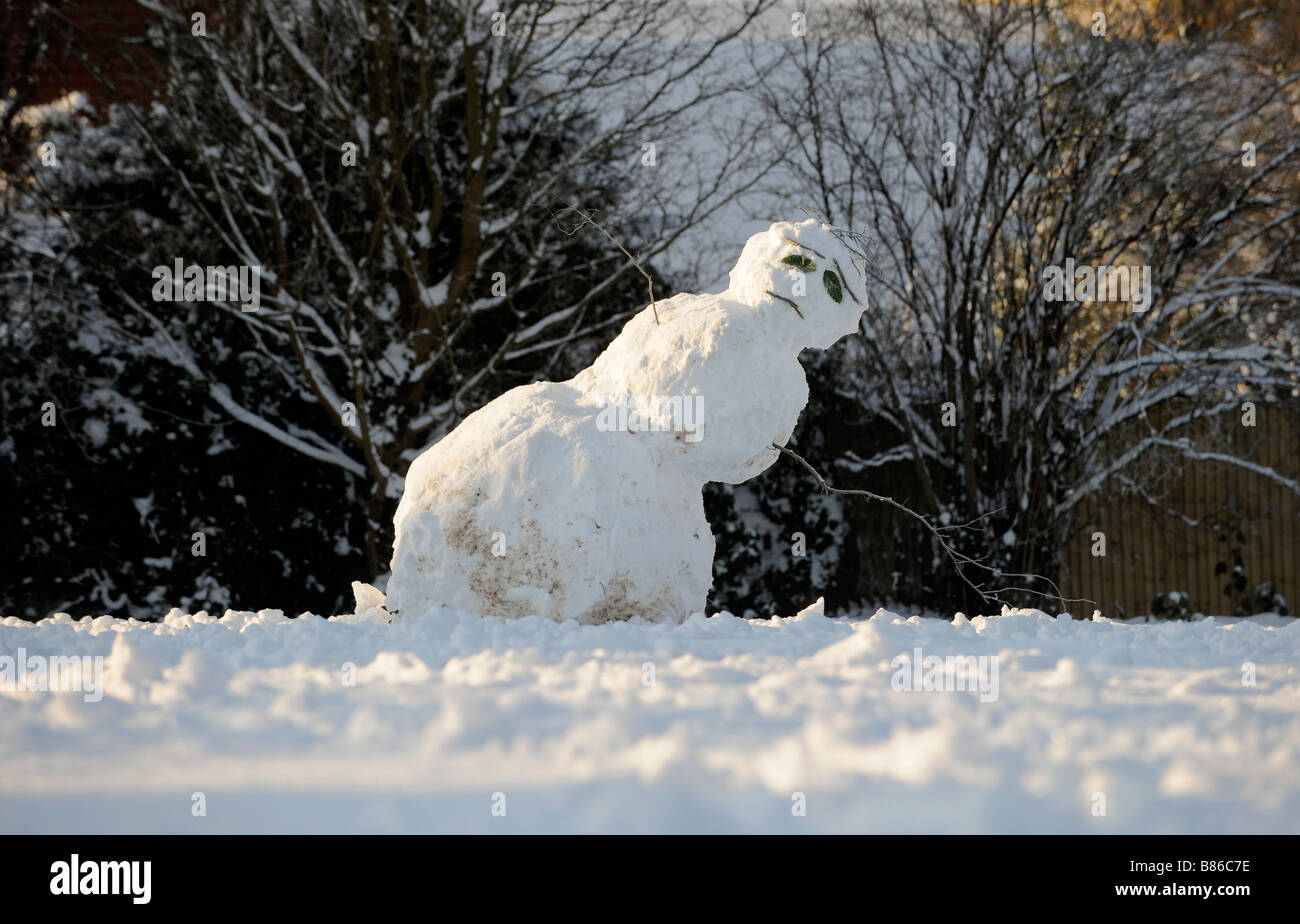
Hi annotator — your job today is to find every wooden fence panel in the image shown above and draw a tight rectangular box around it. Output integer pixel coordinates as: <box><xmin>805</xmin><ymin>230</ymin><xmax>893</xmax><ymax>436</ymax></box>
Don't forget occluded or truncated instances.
<box><xmin>1061</xmin><ymin>411</ymin><xmax>1299</xmax><ymax>618</ymax></box>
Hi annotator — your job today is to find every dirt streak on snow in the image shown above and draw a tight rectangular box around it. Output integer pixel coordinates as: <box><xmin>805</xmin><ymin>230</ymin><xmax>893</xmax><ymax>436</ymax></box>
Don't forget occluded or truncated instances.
<box><xmin>1</xmin><ymin>605</ymin><xmax>1296</xmax><ymax>833</ymax></box>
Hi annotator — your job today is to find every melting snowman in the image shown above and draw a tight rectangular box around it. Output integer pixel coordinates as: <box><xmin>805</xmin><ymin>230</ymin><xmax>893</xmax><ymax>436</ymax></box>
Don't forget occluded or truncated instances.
<box><xmin>373</xmin><ymin>218</ymin><xmax>870</xmax><ymax>622</ymax></box>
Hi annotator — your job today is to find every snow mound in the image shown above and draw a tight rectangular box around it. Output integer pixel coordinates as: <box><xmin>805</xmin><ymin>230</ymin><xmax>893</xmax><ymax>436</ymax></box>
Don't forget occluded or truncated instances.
<box><xmin>3</xmin><ymin>606</ymin><xmax>1297</xmax><ymax>834</ymax></box>
<box><xmin>384</xmin><ymin>218</ymin><xmax>870</xmax><ymax>623</ymax></box>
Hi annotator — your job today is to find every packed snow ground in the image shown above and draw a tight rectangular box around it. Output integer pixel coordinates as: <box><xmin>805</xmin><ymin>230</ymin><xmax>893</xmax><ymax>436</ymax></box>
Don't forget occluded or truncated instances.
<box><xmin>2</xmin><ymin>603</ymin><xmax>1297</xmax><ymax>834</ymax></box>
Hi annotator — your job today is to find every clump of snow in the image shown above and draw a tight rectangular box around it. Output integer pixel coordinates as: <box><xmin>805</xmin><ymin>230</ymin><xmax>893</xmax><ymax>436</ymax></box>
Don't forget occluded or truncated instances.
<box><xmin>383</xmin><ymin>219</ymin><xmax>871</xmax><ymax>623</ymax></box>
<box><xmin>2</xmin><ymin>605</ymin><xmax>1296</xmax><ymax>834</ymax></box>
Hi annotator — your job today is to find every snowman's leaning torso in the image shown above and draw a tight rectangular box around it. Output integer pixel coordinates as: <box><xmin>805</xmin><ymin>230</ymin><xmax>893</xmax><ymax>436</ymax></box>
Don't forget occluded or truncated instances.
<box><xmin>386</xmin><ymin>292</ymin><xmax>810</xmax><ymax>623</ymax></box>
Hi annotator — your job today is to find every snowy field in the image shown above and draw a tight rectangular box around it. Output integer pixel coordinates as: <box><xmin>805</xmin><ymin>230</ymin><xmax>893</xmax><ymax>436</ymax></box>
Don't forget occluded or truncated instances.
<box><xmin>2</xmin><ymin>603</ymin><xmax>1297</xmax><ymax>834</ymax></box>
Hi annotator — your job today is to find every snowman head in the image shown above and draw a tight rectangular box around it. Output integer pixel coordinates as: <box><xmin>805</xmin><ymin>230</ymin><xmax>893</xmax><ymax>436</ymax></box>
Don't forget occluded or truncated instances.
<box><xmin>725</xmin><ymin>218</ymin><xmax>871</xmax><ymax>350</ymax></box>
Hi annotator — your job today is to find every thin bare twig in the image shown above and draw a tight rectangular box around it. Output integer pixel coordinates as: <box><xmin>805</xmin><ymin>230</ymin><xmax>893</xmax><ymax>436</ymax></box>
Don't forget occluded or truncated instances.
<box><xmin>550</xmin><ymin>200</ymin><xmax>660</xmax><ymax>324</ymax></box>
<box><xmin>794</xmin><ymin>202</ymin><xmax>883</xmax><ymax>281</ymax></box>
<box><xmin>767</xmin><ymin>289</ymin><xmax>805</xmax><ymax>318</ymax></box>
<box><xmin>772</xmin><ymin>442</ymin><xmax>1096</xmax><ymax>613</ymax></box>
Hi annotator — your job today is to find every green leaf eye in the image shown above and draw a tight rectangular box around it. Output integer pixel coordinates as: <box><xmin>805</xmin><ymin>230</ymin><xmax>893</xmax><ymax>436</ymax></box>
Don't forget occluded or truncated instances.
<box><xmin>823</xmin><ymin>270</ymin><xmax>842</xmax><ymax>303</ymax></box>
<box><xmin>782</xmin><ymin>254</ymin><xmax>816</xmax><ymax>272</ymax></box>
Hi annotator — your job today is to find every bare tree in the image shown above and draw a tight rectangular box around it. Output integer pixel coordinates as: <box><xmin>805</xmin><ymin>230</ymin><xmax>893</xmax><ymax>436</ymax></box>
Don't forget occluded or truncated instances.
<box><xmin>100</xmin><ymin>0</ymin><xmax>776</xmax><ymax>573</ymax></box>
<box><xmin>753</xmin><ymin>0</ymin><xmax>1300</xmax><ymax>609</ymax></box>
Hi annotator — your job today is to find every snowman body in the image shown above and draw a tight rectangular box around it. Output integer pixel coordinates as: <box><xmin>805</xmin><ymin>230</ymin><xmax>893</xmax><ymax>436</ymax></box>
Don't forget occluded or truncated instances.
<box><xmin>384</xmin><ymin>219</ymin><xmax>869</xmax><ymax>621</ymax></box>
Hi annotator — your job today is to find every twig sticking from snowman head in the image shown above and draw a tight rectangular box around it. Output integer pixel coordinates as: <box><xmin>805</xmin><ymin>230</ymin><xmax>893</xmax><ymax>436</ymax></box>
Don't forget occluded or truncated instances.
<box><xmin>795</xmin><ymin>203</ymin><xmax>881</xmax><ymax>284</ymax></box>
